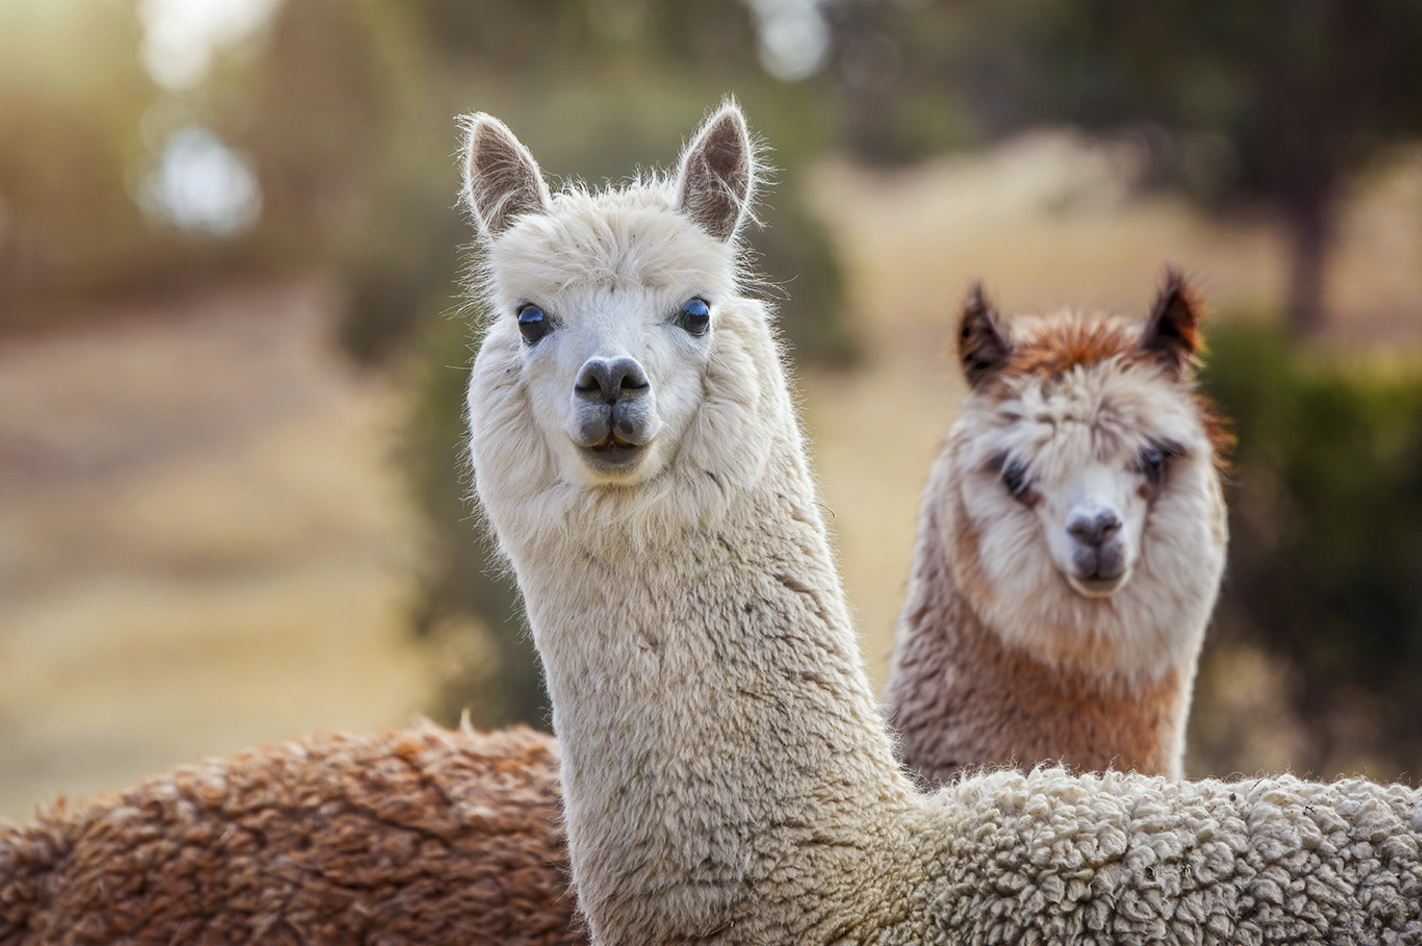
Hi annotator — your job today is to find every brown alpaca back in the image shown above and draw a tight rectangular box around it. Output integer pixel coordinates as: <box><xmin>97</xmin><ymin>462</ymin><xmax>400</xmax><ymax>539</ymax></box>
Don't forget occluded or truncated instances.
<box><xmin>0</xmin><ymin>723</ymin><xmax>585</xmax><ymax>945</ymax></box>
<box><xmin>886</xmin><ymin>492</ymin><xmax>1188</xmax><ymax>788</ymax></box>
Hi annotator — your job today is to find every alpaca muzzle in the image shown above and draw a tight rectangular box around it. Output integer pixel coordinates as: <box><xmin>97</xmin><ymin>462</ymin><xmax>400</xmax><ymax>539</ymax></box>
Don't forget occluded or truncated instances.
<box><xmin>570</xmin><ymin>356</ymin><xmax>659</xmax><ymax>466</ymax></box>
<box><xmin>1065</xmin><ymin>507</ymin><xmax>1129</xmax><ymax>595</ymax></box>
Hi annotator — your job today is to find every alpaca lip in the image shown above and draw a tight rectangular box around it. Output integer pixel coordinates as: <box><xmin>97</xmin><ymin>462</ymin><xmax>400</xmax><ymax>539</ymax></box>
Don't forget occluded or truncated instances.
<box><xmin>582</xmin><ymin>435</ymin><xmax>645</xmax><ymax>468</ymax></box>
<box><xmin>1069</xmin><ymin>573</ymin><xmax>1128</xmax><ymax>598</ymax></box>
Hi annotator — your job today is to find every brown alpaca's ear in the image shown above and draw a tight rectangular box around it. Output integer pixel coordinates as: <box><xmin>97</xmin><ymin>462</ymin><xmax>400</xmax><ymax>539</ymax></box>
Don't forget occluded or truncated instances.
<box><xmin>959</xmin><ymin>283</ymin><xmax>1012</xmax><ymax>388</ymax></box>
<box><xmin>675</xmin><ymin>100</ymin><xmax>757</xmax><ymax>241</ymax></box>
<box><xmin>460</xmin><ymin>113</ymin><xmax>552</xmax><ymax>240</ymax></box>
<box><xmin>1141</xmin><ymin>268</ymin><xmax>1202</xmax><ymax>378</ymax></box>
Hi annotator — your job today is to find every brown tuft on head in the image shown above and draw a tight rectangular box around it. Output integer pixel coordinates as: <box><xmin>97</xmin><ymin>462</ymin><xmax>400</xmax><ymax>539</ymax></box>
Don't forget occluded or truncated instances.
<box><xmin>1141</xmin><ymin>268</ymin><xmax>1202</xmax><ymax>378</ymax></box>
<box><xmin>1005</xmin><ymin>319</ymin><xmax>1139</xmax><ymax>379</ymax></box>
<box><xmin>958</xmin><ymin>283</ymin><xmax>1013</xmax><ymax>388</ymax></box>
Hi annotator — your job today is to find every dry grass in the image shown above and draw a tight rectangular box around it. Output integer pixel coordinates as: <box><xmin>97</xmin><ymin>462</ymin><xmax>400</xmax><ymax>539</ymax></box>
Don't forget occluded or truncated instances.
<box><xmin>0</xmin><ymin>278</ymin><xmax>431</xmax><ymax>818</ymax></box>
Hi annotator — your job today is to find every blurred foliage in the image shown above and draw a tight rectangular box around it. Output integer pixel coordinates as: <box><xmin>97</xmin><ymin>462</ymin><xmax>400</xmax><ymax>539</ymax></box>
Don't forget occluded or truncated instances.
<box><xmin>0</xmin><ymin>1</ymin><xmax>152</xmax><ymax>316</ymax></box>
<box><xmin>834</xmin><ymin>0</ymin><xmax>1422</xmax><ymax>332</ymax></box>
<box><xmin>402</xmin><ymin>311</ymin><xmax>551</xmax><ymax>728</ymax></box>
<box><xmin>1194</xmin><ymin>324</ymin><xmax>1422</xmax><ymax>780</ymax></box>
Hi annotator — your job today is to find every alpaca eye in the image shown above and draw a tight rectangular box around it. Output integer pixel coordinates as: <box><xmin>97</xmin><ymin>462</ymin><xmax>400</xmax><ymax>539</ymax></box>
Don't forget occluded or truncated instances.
<box><xmin>1137</xmin><ymin>440</ymin><xmax>1182</xmax><ymax>486</ymax></box>
<box><xmin>517</xmin><ymin>304</ymin><xmax>551</xmax><ymax>344</ymax></box>
<box><xmin>678</xmin><ymin>297</ymin><xmax>711</xmax><ymax>336</ymax></box>
<box><xmin>1139</xmin><ymin>447</ymin><xmax>1165</xmax><ymax>484</ymax></box>
<box><xmin>1001</xmin><ymin>460</ymin><xmax>1031</xmax><ymax>500</ymax></box>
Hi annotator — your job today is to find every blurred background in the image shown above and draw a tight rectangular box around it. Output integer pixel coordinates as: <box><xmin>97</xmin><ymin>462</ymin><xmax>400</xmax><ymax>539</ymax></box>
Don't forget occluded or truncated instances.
<box><xmin>3</xmin><ymin>0</ymin><xmax>1422</xmax><ymax>818</ymax></box>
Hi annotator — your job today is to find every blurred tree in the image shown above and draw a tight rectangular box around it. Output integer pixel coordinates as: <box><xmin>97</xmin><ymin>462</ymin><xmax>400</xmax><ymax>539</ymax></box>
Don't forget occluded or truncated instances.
<box><xmin>961</xmin><ymin>0</ymin><xmax>1422</xmax><ymax>335</ymax></box>
<box><xmin>0</xmin><ymin>0</ymin><xmax>155</xmax><ymax>319</ymax></box>
<box><xmin>830</xmin><ymin>0</ymin><xmax>1422</xmax><ymax>334</ymax></box>
<box><xmin>1195</xmin><ymin>325</ymin><xmax>1422</xmax><ymax>780</ymax></box>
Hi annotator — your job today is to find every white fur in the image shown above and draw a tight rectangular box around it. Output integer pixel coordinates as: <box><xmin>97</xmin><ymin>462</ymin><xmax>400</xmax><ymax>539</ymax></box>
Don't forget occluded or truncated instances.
<box><xmin>464</xmin><ymin>106</ymin><xmax>1422</xmax><ymax>946</ymax></box>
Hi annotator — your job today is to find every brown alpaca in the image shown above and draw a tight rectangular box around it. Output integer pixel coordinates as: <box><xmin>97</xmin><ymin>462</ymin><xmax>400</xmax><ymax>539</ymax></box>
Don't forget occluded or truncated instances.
<box><xmin>887</xmin><ymin>273</ymin><xmax>1232</xmax><ymax>787</ymax></box>
<box><xmin>0</xmin><ymin>723</ymin><xmax>584</xmax><ymax>945</ymax></box>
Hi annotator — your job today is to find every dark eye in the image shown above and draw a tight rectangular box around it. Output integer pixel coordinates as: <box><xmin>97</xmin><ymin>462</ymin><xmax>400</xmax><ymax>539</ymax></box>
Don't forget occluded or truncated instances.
<box><xmin>678</xmin><ymin>297</ymin><xmax>710</xmax><ymax>336</ymax></box>
<box><xmin>1001</xmin><ymin>459</ymin><xmax>1031</xmax><ymax>500</ymax></box>
<box><xmin>517</xmin><ymin>304</ymin><xmax>550</xmax><ymax>344</ymax></box>
<box><xmin>1139</xmin><ymin>447</ymin><xmax>1165</xmax><ymax>484</ymax></box>
<box><xmin>1137</xmin><ymin>440</ymin><xmax>1181</xmax><ymax>486</ymax></box>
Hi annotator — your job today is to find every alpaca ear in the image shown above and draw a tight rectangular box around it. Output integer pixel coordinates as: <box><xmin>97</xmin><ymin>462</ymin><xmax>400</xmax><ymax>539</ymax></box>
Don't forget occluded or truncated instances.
<box><xmin>460</xmin><ymin>113</ymin><xmax>552</xmax><ymax>240</ymax></box>
<box><xmin>958</xmin><ymin>283</ymin><xmax>1012</xmax><ymax>388</ymax></box>
<box><xmin>675</xmin><ymin>101</ymin><xmax>756</xmax><ymax>242</ymax></box>
<box><xmin>1141</xmin><ymin>268</ymin><xmax>1201</xmax><ymax>378</ymax></box>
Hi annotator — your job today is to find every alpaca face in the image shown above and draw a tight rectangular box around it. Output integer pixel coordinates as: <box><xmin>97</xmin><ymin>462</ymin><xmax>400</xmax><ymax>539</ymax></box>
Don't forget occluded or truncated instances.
<box><xmin>948</xmin><ymin>277</ymin><xmax>1230</xmax><ymax>678</ymax></box>
<box><xmin>484</xmin><ymin>201</ymin><xmax>737</xmax><ymax>488</ymax></box>
<box><xmin>460</xmin><ymin>104</ymin><xmax>773</xmax><ymax>543</ymax></box>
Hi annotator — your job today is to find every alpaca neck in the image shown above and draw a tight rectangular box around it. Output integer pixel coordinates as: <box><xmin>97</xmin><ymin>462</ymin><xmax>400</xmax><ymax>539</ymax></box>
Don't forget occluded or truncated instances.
<box><xmin>888</xmin><ymin>463</ymin><xmax>1190</xmax><ymax>786</ymax></box>
<box><xmin>509</xmin><ymin>432</ymin><xmax>912</xmax><ymax>944</ymax></box>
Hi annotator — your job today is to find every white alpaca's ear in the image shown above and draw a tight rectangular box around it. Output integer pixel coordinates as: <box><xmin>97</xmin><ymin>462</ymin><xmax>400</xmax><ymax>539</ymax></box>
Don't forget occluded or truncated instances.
<box><xmin>1141</xmin><ymin>268</ymin><xmax>1201</xmax><ymax>379</ymax></box>
<box><xmin>958</xmin><ymin>283</ymin><xmax>1012</xmax><ymax>388</ymax></box>
<box><xmin>675</xmin><ymin>102</ymin><xmax>757</xmax><ymax>242</ymax></box>
<box><xmin>460</xmin><ymin>113</ymin><xmax>552</xmax><ymax>240</ymax></box>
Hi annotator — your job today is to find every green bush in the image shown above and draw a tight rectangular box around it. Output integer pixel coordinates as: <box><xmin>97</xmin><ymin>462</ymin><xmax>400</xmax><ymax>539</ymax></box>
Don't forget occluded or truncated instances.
<box><xmin>1194</xmin><ymin>323</ymin><xmax>1422</xmax><ymax>779</ymax></box>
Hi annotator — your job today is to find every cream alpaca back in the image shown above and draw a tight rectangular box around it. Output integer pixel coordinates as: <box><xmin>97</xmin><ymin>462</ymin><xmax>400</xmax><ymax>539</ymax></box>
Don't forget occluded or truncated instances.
<box><xmin>890</xmin><ymin>277</ymin><xmax>1229</xmax><ymax>782</ymax></box>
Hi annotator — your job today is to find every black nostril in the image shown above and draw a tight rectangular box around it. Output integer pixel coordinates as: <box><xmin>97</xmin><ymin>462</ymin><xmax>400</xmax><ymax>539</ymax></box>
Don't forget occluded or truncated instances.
<box><xmin>575</xmin><ymin>357</ymin><xmax>649</xmax><ymax>403</ymax></box>
<box><xmin>1068</xmin><ymin>511</ymin><xmax>1122</xmax><ymax>546</ymax></box>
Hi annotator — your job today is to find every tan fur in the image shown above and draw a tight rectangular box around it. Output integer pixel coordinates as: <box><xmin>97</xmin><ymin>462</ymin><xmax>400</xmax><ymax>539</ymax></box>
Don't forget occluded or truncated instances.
<box><xmin>888</xmin><ymin>280</ymin><xmax>1229</xmax><ymax>784</ymax></box>
<box><xmin>0</xmin><ymin>724</ymin><xmax>586</xmax><ymax>945</ymax></box>
<box><xmin>890</xmin><ymin>483</ymin><xmax>1189</xmax><ymax>787</ymax></box>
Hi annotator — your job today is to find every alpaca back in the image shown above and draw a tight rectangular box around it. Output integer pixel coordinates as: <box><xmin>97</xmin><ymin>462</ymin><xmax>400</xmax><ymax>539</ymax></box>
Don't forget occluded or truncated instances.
<box><xmin>0</xmin><ymin>724</ymin><xmax>583</xmax><ymax>945</ymax></box>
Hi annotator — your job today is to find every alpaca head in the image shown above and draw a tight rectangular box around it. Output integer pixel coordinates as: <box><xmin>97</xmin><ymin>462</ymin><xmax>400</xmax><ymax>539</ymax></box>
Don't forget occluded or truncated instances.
<box><xmin>461</xmin><ymin>102</ymin><xmax>779</xmax><ymax>546</ymax></box>
<box><xmin>945</xmin><ymin>272</ymin><xmax>1230</xmax><ymax>679</ymax></box>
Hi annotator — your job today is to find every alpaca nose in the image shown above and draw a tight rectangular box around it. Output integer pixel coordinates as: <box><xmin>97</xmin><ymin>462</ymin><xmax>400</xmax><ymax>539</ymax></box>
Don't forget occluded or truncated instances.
<box><xmin>1067</xmin><ymin>509</ymin><xmax>1122</xmax><ymax>547</ymax></box>
<box><xmin>575</xmin><ymin>356</ymin><xmax>649</xmax><ymax>404</ymax></box>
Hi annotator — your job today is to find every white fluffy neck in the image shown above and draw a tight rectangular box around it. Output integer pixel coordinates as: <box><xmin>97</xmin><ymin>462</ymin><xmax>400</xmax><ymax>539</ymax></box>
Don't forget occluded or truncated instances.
<box><xmin>496</xmin><ymin>399</ymin><xmax>911</xmax><ymax>944</ymax></box>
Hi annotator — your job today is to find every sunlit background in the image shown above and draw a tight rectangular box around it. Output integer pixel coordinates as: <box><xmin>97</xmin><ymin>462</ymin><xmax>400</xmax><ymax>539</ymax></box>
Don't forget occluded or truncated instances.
<box><xmin>3</xmin><ymin>0</ymin><xmax>1422</xmax><ymax>818</ymax></box>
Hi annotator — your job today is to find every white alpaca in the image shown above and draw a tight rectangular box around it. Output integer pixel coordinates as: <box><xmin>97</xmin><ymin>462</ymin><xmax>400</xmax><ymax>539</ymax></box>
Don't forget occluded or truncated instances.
<box><xmin>888</xmin><ymin>277</ymin><xmax>1231</xmax><ymax>784</ymax></box>
<box><xmin>465</xmin><ymin>100</ymin><xmax>1422</xmax><ymax>946</ymax></box>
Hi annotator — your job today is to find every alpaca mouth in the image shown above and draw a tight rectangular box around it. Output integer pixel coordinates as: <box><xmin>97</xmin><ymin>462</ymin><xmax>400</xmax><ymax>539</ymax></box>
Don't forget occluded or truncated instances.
<box><xmin>581</xmin><ymin>432</ymin><xmax>647</xmax><ymax>469</ymax></box>
<box><xmin>1067</xmin><ymin>572</ymin><xmax>1128</xmax><ymax>598</ymax></box>
<box><xmin>592</xmin><ymin>431</ymin><xmax>635</xmax><ymax>450</ymax></box>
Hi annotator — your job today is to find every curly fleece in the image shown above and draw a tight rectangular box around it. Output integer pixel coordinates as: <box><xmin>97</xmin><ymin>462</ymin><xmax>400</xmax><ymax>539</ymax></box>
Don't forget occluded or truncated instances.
<box><xmin>0</xmin><ymin>724</ymin><xmax>584</xmax><ymax>946</ymax></box>
<box><xmin>915</xmin><ymin>767</ymin><xmax>1422</xmax><ymax>944</ymax></box>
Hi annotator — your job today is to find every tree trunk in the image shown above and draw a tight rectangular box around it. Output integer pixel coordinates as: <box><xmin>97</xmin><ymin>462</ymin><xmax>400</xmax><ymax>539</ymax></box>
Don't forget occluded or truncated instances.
<box><xmin>1281</xmin><ymin>185</ymin><xmax>1332</xmax><ymax>337</ymax></box>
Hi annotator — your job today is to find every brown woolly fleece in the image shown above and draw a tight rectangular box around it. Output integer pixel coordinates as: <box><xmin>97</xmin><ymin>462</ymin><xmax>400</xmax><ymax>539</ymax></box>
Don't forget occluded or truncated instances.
<box><xmin>886</xmin><ymin>494</ymin><xmax>1187</xmax><ymax>789</ymax></box>
<box><xmin>0</xmin><ymin>723</ymin><xmax>585</xmax><ymax>946</ymax></box>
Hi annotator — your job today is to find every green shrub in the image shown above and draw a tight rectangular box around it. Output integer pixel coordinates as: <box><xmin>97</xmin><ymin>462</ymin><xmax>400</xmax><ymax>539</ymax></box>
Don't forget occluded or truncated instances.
<box><xmin>1194</xmin><ymin>323</ymin><xmax>1422</xmax><ymax>779</ymax></box>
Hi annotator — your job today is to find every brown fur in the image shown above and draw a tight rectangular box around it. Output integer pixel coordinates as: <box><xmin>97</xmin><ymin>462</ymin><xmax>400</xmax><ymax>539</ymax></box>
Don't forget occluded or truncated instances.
<box><xmin>888</xmin><ymin>494</ymin><xmax>1188</xmax><ymax>788</ymax></box>
<box><xmin>0</xmin><ymin>723</ymin><xmax>585</xmax><ymax>945</ymax></box>
<box><xmin>889</xmin><ymin>278</ymin><xmax>1229</xmax><ymax>786</ymax></box>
